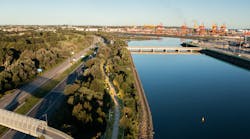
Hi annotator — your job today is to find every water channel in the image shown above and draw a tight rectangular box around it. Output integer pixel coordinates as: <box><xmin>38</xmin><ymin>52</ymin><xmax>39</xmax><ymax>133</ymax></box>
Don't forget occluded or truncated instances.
<box><xmin>129</xmin><ymin>37</ymin><xmax>250</xmax><ymax>139</ymax></box>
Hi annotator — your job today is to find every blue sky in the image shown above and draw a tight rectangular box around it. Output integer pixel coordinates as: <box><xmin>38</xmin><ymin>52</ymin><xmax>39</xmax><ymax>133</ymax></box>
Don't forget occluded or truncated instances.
<box><xmin>0</xmin><ymin>0</ymin><xmax>249</xmax><ymax>28</ymax></box>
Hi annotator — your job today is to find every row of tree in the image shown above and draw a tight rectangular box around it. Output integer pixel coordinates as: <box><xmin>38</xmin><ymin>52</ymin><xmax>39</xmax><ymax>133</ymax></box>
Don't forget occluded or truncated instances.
<box><xmin>102</xmin><ymin>35</ymin><xmax>140</xmax><ymax>138</ymax></box>
<box><xmin>59</xmin><ymin>45</ymin><xmax>111</xmax><ymax>138</ymax></box>
<box><xmin>0</xmin><ymin>30</ymin><xmax>94</xmax><ymax>96</ymax></box>
<box><xmin>51</xmin><ymin>33</ymin><xmax>140</xmax><ymax>138</ymax></box>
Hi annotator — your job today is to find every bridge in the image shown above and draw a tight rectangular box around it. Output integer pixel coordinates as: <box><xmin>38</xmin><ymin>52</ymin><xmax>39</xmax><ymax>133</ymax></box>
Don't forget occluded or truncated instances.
<box><xmin>127</xmin><ymin>46</ymin><xmax>202</xmax><ymax>54</ymax></box>
<box><xmin>0</xmin><ymin>108</ymin><xmax>73</xmax><ymax>139</ymax></box>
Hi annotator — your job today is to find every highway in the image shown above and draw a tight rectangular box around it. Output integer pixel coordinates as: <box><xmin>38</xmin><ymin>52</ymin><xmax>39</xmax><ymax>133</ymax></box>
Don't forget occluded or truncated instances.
<box><xmin>1</xmin><ymin>52</ymin><xmax>88</xmax><ymax>139</ymax></box>
<box><xmin>0</xmin><ymin>46</ymin><xmax>92</xmax><ymax>111</ymax></box>
<box><xmin>0</xmin><ymin>36</ymin><xmax>103</xmax><ymax>139</ymax></box>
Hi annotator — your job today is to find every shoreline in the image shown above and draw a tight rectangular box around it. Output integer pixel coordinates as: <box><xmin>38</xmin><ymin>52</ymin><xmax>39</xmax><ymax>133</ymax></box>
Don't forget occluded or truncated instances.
<box><xmin>128</xmin><ymin>53</ymin><xmax>154</xmax><ymax>139</ymax></box>
<box><xmin>120</xmin><ymin>32</ymin><xmax>231</xmax><ymax>41</ymax></box>
<box><xmin>183</xmin><ymin>42</ymin><xmax>250</xmax><ymax>70</ymax></box>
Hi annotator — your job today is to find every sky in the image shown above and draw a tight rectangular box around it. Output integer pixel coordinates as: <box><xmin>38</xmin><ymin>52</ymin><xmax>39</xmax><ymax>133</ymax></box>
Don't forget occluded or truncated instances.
<box><xmin>0</xmin><ymin>0</ymin><xmax>249</xmax><ymax>29</ymax></box>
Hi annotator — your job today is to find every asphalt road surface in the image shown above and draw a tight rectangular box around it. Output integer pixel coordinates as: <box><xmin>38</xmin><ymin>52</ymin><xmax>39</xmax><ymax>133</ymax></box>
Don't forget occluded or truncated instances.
<box><xmin>0</xmin><ymin>46</ymin><xmax>92</xmax><ymax>111</ymax></box>
<box><xmin>1</xmin><ymin>58</ymin><xmax>85</xmax><ymax>139</ymax></box>
<box><xmin>0</xmin><ymin>36</ymin><xmax>103</xmax><ymax>139</ymax></box>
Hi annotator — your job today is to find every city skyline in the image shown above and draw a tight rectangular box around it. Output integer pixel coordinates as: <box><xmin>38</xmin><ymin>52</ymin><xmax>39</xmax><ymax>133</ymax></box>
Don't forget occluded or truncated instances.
<box><xmin>0</xmin><ymin>0</ymin><xmax>250</xmax><ymax>29</ymax></box>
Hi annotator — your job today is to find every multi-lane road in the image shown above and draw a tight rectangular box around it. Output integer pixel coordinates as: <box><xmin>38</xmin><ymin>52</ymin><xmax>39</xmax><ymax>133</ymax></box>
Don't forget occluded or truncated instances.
<box><xmin>0</xmin><ymin>50</ymin><xmax>94</xmax><ymax>138</ymax></box>
<box><xmin>0</xmin><ymin>46</ymin><xmax>93</xmax><ymax>111</ymax></box>
<box><xmin>1</xmin><ymin>62</ymin><xmax>85</xmax><ymax>139</ymax></box>
<box><xmin>0</xmin><ymin>36</ymin><xmax>103</xmax><ymax>139</ymax></box>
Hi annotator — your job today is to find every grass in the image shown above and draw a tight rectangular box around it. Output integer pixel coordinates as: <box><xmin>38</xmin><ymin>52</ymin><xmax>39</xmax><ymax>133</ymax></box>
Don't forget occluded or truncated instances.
<box><xmin>0</xmin><ymin>89</ymin><xmax>16</xmax><ymax>99</ymax></box>
<box><xmin>117</xmin><ymin>98</ymin><xmax>125</xmax><ymax>139</ymax></box>
<box><xmin>118</xmin><ymin>127</ymin><xmax>125</xmax><ymax>139</ymax></box>
<box><xmin>0</xmin><ymin>56</ymin><xmax>85</xmax><ymax>137</ymax></box>
<box><xmin>102</xmin><ymin>107</ymin><xmax>115</xmax><ymax>139</ymax></box>
<box><xmin>103</xmin><ymin>93</ymin><xmax>125</xmax><ymax>139</ymax></box>
<box><xmin>15</xmin><ymin>59</ymin><xmax>83</xmax><ymax>115</ymax></box>
<box><xmin>104</xmin><ymin>89</ymin><xmax>125</xmax><ymax>139</ymax></box>
<box><xmin>0</xmin><ymin>126</ymin><xmax>7</xmax><ymax>137</ymax></box>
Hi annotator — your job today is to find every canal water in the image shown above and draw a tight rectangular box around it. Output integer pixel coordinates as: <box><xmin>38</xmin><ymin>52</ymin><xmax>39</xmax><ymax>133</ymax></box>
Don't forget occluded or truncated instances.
<box><xmin>128</xmin><ymin>37</ymin><xmax>187</xmax><ymax>47</ymax></box>
<box><xmin>128</xmin><ymin>37</ymin><xmax>250</xmax><ymax>139</ymax></box>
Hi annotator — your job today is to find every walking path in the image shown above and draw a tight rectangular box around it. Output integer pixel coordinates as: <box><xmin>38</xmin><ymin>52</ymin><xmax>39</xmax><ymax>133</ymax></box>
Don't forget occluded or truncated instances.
<box><xmin>102</xmin><ymin>62</ymin><xmax>120</xmax><ymax>139</ymax></box>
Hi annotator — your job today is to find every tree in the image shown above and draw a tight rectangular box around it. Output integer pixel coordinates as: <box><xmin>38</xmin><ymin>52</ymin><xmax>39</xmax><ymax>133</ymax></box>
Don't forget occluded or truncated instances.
<box><xmin>64</xmin><ymin>84</ymin><xmax>80</xmax><ymax>96</ymax></box>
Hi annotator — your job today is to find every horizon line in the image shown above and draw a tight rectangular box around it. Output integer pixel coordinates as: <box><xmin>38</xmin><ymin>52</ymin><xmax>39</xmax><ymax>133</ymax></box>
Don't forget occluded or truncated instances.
<box><xmin>0</xmin><ymin>24</ymin><xmax>249</xmax><ymax>30</ymax></box>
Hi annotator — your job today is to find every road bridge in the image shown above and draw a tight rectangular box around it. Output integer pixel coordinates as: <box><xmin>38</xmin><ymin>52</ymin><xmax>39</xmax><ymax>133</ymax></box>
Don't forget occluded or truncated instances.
<box><xmin>127</xmin><ymin>46</ymin><xmax>202</xmax><ymax>54</ymax></box>
<box><xmin>0</xmin><ymin>108</ymin><xmax>73</xmax><ymax>139</ymax></box>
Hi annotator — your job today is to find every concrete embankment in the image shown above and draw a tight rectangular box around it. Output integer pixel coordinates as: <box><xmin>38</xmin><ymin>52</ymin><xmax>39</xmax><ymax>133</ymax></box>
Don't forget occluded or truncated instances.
<box><xmin>200</xmin><ymin>49</ymin><xmax>250</xmax><ymax>70</ymax></box>
<box><xmin>183</xmin><ymin>42</ymin><xmax>250</xmax><ymax>70</ymax></box>
<box><xmin>128</xmin><ymin>53</ymin><xmax>154</xmax><ymax>139</ymax></box>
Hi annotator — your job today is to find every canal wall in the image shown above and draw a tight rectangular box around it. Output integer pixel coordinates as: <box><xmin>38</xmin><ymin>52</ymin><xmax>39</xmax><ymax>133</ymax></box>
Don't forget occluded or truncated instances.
<box><xmin>201</xmin><ymin>49</ymin><xmax>250</xmax><ymax>70</ymax></box>
<box><xmin>128</xmin><ymin>53</ymin><xmax>154</xmax><ymax>139</ymax></box>
<box><xmin>183</xmin><ymin>42</ymin><xmax>250</xmax><ymax>70</ymax></box>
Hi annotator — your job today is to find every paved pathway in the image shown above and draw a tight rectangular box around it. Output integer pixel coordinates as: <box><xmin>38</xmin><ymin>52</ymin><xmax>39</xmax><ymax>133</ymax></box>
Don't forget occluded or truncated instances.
<box><xmin>102</xmin><ymin>62</ymin><xmax>120</xmax><ymax>139</ymax></box>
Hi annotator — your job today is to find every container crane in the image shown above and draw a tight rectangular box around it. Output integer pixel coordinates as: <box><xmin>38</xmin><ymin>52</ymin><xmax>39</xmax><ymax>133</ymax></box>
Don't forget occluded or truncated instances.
<box><xmin>211</xmin><ymin>24</ymin><xmax>218</xmax><ymax>35</ymax></box>
<box><xmin>180</xmin><ymin>24</ymin><xmax>188</xmax><ymax>36</ymax></box>
<box><xmin>198</xmin><ymin>24</ymin><xmax>206</xmax><ymax>36</ymax></box>
<box><xmin>193</xmin><ymin>21</ymin><xmax>199</xmax><ymax>35</ymax></box>
<box><xmin>219</xmin><ymin>24</ymin><xmax>227</xmax><ymax>36</ymax></box>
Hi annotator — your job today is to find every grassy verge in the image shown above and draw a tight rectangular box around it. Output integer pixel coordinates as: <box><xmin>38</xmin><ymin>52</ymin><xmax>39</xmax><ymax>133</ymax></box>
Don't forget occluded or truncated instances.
<box><xmin>0</xmin><ymin>127</ymin><xmax>7</xmax><ymax>137</ymax></box>
<box><xmin>102</xmin><ymin>106</ymin><xmax>115</xmax><ymax>139</ymax></box>
<box><xmin>103</xmin><ymin>93</ymin><xmax>125</xmax><ymax>139</ymax></box>
<box><xmin>15</xmin><ymin>59</ymin><xmax>83</xmax><ymax>115</ymax></box>
<box><xmin>117</xmin><ymin>98</ymin><xmax>125</xmax><ymax>139</ymax></box>
<box><xmin>0</xmin><ymin>57</ymin><xmax>84</xmax><ymax>137</ymax></box>
<box><xmin>103</xmin><ymin>88</ymin><xmax>124</xmax><ymax>139</ymax></box>
<box><xmin>0</xmin><ymin>89</ymin><xmax>16</xmax><ymax>99</ymax></box>
<box><xmin>118</xmin><ymin>127</ymin><xmax>124</xmax><ymax>139</ymax></box>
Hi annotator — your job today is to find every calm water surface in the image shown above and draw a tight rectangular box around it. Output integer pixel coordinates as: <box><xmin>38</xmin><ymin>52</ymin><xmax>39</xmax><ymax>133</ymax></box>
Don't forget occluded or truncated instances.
<box><xmin>128</xmin><ymin>37</ymin><xmax>188</xmax><ymax>46</ymax></box>
<box><xmin>130</xmin><ymin>37</ymin><xmax>250</xmax><ymax>139</ymax></box>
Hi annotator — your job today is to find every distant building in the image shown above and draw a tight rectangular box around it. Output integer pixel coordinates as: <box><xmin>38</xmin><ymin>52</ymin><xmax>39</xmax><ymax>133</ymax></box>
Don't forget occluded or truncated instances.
<box><xmin>2</xmin><ymin>27</ymin><xmax>27</xmax><ymax>32</ymax></box>
<box><xmin>36</xmin><ymin>27</ymin><xmax>56</xmax><ymax>32</ymax></box>
<box><xmin>85</xmin><ymin>28</ymin><xmax>98</xmax><ymax>32</ymax></box>
<box><xmin>107</xmin><ymin>28</ymin><xmax>123</xmax><ymax>32</ymax></box>
<box><xmin>75</xmin><ymin>27</ymin><xmax>85</xmax><ymax>31</ymax></box>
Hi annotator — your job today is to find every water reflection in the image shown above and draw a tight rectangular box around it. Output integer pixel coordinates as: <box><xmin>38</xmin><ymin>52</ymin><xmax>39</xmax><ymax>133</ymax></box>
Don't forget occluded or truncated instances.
<box><xmin>128</xmin><ymin>37</ymin><xmax>189</xmax><ymax>47</ymax></box>
<box><xmin>130</xmin><ymin>38</ymin><xmax>250</xmax><ymax>139</ymax></box>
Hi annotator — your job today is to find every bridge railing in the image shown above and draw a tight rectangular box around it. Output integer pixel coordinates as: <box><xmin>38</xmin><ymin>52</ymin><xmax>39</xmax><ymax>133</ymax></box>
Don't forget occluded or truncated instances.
<box><xmin>127</xmin><ymin>46</ymin><xmax>202</xmax><ymax>53</ymax></box>
<box><xmin>45</xmin><ymin>126</ymin><xmax>73</xmax><ymax>139</ymax></box>
<box><xmin>0</xmin><ymin>109</ymin><xmax>47</xmax><ymax>137</ymax></box>
<box><xmin>0</xmin><ymin>109</ymin><xmax>73</xmax><ymax>139</ymax></box>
